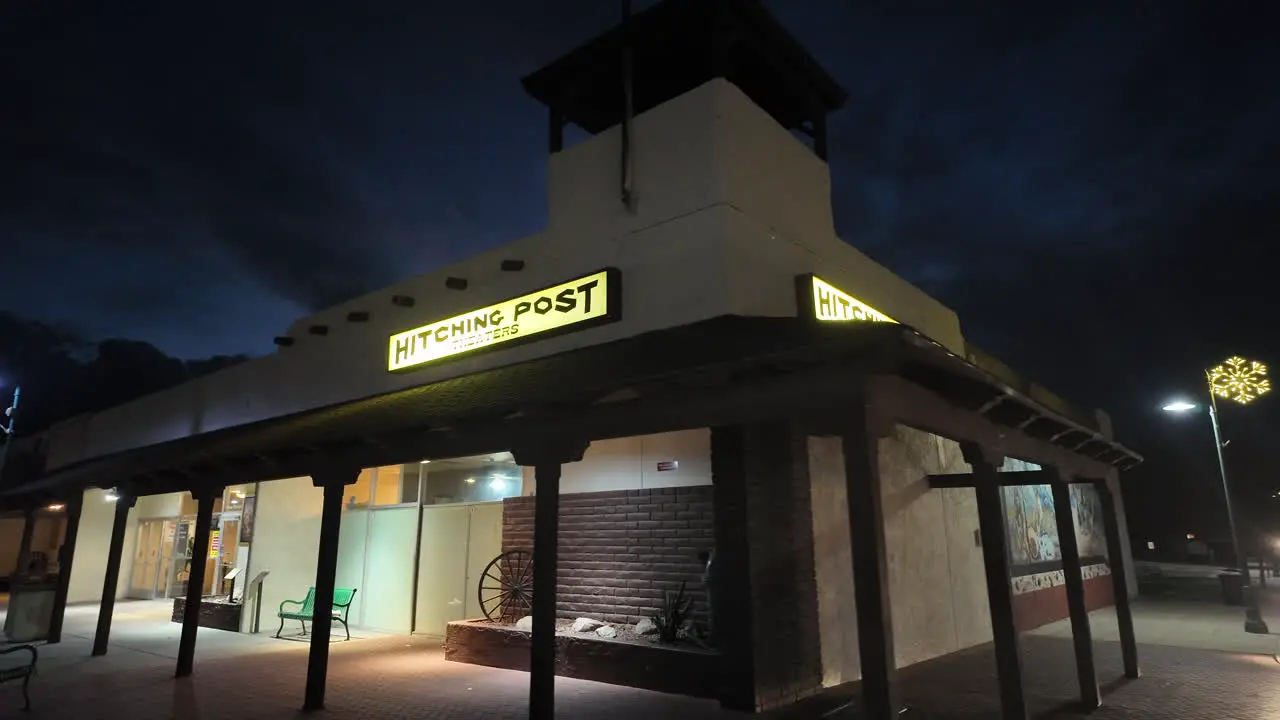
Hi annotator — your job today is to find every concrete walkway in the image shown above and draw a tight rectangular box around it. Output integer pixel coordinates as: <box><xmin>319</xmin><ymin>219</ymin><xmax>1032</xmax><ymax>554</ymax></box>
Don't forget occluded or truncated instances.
<box><xmin>1030</xmin><ymin>589</ymin><xmax>1280</xmax><ymax>656</ymax></box>
<box><xmin>0</xmin><ymin>599</ymin><xmax>738</xmax><ymax>719</ymax></box>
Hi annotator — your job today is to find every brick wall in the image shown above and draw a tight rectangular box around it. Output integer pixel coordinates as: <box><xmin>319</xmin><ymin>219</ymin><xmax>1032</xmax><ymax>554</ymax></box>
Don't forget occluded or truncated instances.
<box><xmin>711</xmin><ymin>423</ymin><xmax>824</xmax><ymax>713</ymax></box>
<box><xmin>501</xmin><ymin>487</ymin><xmax>715</xmax><ymax>625</ymax></box>
<box><xmin>741</xmin><ymin>422</ymin><xmax>824</xmax><ymax>710</ymax></box>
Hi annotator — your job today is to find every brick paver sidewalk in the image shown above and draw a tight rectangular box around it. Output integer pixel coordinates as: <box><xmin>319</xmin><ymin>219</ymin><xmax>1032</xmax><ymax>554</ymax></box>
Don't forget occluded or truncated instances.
<box><xmin>2</xmin><ymin>600</ymin><xmax>1278</xmax><ymax>718</ymax></box>
<box><xmin>789</xmin><ymin>634</ymin><xmax>1280</xmax><ymax>719</ymax></box>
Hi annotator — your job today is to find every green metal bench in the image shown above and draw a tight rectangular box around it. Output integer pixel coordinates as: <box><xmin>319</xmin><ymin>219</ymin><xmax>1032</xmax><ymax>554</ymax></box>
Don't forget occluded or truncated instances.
<box><xmin>276</xmin><ymin>587</ymin><xmax>357</xmax><ymax>641</ymax></box>
<box><xmin>0</xmin><ymin>644</ymin><xmax>36</xmax><ymax>711</ymax></box>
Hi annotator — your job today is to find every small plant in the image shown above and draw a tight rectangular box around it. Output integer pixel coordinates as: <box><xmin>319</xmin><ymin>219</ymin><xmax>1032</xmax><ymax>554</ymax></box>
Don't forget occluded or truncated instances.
<box><xmin>653</xmin><ymin>581</ymin><xmax>692</xmax><ymax>644</ymax></box>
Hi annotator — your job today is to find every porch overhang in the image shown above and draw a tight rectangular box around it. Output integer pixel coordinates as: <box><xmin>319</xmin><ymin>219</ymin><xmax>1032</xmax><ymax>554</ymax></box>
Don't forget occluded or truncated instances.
<box><xmin>1</xmin><ymin>315</ymin><xmax>1141</xmax><ymax>505</ymax></box>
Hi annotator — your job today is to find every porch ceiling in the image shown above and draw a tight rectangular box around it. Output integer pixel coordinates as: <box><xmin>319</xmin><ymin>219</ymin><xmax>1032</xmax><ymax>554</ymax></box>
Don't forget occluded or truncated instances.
<box><xmin>1</xmin><ymin>316</ymin><xmax>1142</xmax><ymax>504</ymax></box>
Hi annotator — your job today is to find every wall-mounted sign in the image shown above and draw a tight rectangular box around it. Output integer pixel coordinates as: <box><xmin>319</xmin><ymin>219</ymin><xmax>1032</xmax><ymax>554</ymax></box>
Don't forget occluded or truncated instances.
<box><xmin>795</xmin><ymin>274</ymin><xmax>897</xmax><ymax>324</ymax></box>
<box><xmin>208</xmin><ymin>529</ymin><xmax>221</xmax><ymax>559</ymax></box>
<box><xmin>175</xmin><ymin>522</ymin><xmax>191</xmax><ymax>555</ymax></box>
<box><xmin>239</xmin><ymin>496</ymin><xmax>257</xmax><ymax>545</ymax></box>
<box><xmin>656</xmin><ymin>461</ymin><xmax>678</xmax><ymax>472</ymax></box>
<box><xmin>388</xmin><ymin>268</ymin><xmax>622</xmax><ymax>372</ymax></box>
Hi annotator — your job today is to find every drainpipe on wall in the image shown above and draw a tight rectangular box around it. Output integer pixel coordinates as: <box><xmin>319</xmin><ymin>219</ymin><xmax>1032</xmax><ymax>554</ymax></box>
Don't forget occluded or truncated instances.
<box><xmin>620</xmin><ymin>0</ymin><xmax>637</xmax><ymax>214</ymax></box>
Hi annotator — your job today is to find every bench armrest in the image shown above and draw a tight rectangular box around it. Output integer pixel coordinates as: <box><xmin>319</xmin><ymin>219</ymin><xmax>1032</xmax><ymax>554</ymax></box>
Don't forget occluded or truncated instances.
<box><xmin>278</xmin><ymin>598</ymin><xmax>305</xmax><ymax>613</ymax></box>
<box><xmin>0</xmin><ymin>645</ymin><xmax>37</xmax><ymax>667</ymax></box>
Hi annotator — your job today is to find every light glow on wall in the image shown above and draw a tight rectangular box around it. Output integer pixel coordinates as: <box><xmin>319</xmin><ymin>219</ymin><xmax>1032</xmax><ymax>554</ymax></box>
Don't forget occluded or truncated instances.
<box><xmin>803</xmin><ymin>275</ymin><xmax>896</xmax><ymax>324</ymax></box>
<box><xmin>387</xmin><ymin>269</ymin><xmax>619</xmax><ymax>372</ymax></box>
<box><xmin>1208</xmin><ymin>356</ymin><xmax>1271</xmax><ymax>405</ymax></box>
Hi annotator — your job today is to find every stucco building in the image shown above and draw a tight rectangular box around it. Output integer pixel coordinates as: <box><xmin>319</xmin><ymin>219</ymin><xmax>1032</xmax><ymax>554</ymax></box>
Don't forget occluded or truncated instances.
<box><xmin>2</xmin><ymin>2</ymin><xmax>1142</xmax><ymax>718</ymax></box>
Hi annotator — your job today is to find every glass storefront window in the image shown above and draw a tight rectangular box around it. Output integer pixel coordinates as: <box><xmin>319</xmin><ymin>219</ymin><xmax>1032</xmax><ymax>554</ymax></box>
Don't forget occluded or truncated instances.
<box><xmin>344</xmin><ymin>469</ymin><xmax>374</xmax><ymax>510</ymax></box>
<box><xmin>422</xmin><ymin>454</ymin><xmax>522</xmax><ymax>505</ymax></box>
<box><xmin>222</xmin><ymin>483</ymin><xmax>255</xmax><ymax>515</ymax></box>
<box><xmin>371</xmin><ymin>464</ymin><xmax>423</xmax><ymax>506</ymax></box>
<box><xmin>179</xmin><ymin>491</ymin><xmax>223</xmax><ymax>515</ymax></box>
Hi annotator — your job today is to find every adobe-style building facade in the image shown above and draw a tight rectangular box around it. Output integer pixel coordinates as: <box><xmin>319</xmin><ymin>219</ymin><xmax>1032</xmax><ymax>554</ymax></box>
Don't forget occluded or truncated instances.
<box><xmin>2</xmin><ymin>2</ymin><xmax>1142</xmax><ymax>718</ymax></box>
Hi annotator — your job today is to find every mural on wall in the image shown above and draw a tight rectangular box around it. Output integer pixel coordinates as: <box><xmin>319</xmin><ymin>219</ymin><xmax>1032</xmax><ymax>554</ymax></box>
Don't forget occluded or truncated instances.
<box><xmin>999</xmin><ymin>458</ymin><xmax>1107</xmax><ymax>568</ymax></box>
<box><xmin>1004</xmin><ymin>484</ymin><xmax>1059</xmax><ymax>565</ymax></box>
<box><xmin>1070</xmin><ymin>483</ymin><xmax>1106</xmax><ymax>558</ymax></box>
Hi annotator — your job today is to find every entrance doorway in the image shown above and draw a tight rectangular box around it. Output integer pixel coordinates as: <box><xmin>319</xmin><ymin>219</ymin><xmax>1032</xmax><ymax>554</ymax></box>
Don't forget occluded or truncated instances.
<box><xmin>205</xmin><ymin>515</ymin><xmax>241</xmax><ymax>597</ymax></box>
<box><xmin>126</xmin><ymin>485</ymin><xmax>258</xmax><ymax>603</ymax></box>
<box><xmin>128</xmin><ymin>519</ymin><xmax>177</xmax><ymax>598</ymax></box>
<box><xmin>414</xmin><ymin>501</ymin><xmax>503</xmax><ymax>636</ymax></box>
<box><xmin>411</xmin><ymin>453</ymin><xmax>518</xmax><ymax>636</ymax></box>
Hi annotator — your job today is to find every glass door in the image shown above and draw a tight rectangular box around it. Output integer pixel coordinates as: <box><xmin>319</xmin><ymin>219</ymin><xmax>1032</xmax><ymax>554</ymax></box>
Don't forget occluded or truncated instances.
<box><xmin>127</xmin><ymin>520</ymin><xmax>166</xmax><ymax>598</ymax></box>
<box><xmin>200</xmin><ymin>515</ymin><xmax>222</xmax><ymax>597</ymax></box>
<box><xmin>157</xmin><ymin>520</ymin><xmax>178</xmax><ymax>597</ymax></box>
<box><xmin>167</xmin><ymin>519</ymin><xmax>195</xmax><ymax>598</ymax></box>
<box><xmin>213</xmin><ymin>515</ymin><xmax>241</xmax><ymax>599</ymax></box>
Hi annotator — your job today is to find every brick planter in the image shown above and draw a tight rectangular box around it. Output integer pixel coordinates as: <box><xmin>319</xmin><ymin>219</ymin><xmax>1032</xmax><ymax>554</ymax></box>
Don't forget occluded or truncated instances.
<box><xmin>171</xmin><ymin>598</ymin><xmax>243</xmax><ymax>633</ymax></box>
<box><xmin>444</xmin><ymin>620</ymin><xmax>720</xmax><ymax>699</ymax></box>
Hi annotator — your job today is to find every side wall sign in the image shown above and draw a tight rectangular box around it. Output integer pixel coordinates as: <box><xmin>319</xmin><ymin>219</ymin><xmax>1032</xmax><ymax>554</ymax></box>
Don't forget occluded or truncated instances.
<box><xmin>795</xmin><ymin>274</ymin><xmax>897</xmax><ymax>324</ymax></box>
<box><xmin>388</xmin><ymin>268</ymin><xmax>621</xmax><ymax>372</ymax></box>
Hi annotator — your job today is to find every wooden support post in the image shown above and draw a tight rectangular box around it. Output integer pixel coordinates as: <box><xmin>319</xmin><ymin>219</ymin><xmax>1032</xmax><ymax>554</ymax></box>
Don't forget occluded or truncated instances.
<box><xmin>13</xmin><ymin>505</ymin><xmax>36</xmax><ymax>582</ymax></box>
<box><xmin>92</xmin><ymin>492</ymin><xmax>135</xmax><ymax>657</ymax></box>
<box><xmin>529</xmin><ymin>462</ymin><xmax>561</xmax><ymax>720</ymax></box>
<box><xmin>304</xmin><ymin>468</ymin><xmax>358</xmax><ymax>712</ymax></box>
<box><xmin>512</xmin><ymin>440</ymin><xmax>588</xmax><ymax>720</ymax></box>
<box><xmin>708</xmin><ymin>426</ymin><xmax>757</xmax><ymax>711</ymax></box>
<box><xmin>813</xmin><ymin>111</ymin><xmax>829</xmax><ymax>161</ymax></box>
<box><xmin>1050</xmin><ymin>474</ymin><xmax>1100</xmax><ymax>709</ymax></box>
<box><xmin>842</xmin><ymin>407</ymin><xmax>898</xmax><ymax>719</ymax></box>
<box><xmin>47</xmin><ymin>492</ymin><xmax>84</xmax><ymax>644</ymax></box>
<box><xmin>176</xmin><ymin>487</ymin><xmax>221</xmax><ymax>678</ymax></box>
<box><xmin>966</xmin><ymin>447</ymin><xmax>1028</xmax><ymax>720</ymax></box>
<box><xmin>549</xmin><ymin>107</ymin><xmax>564</xmax><ymax>153</ymax></box>
<box><xmin>1097</xmin><ymin>481</ymin><xmax>1140</xmax><ymax>679</ymax></box>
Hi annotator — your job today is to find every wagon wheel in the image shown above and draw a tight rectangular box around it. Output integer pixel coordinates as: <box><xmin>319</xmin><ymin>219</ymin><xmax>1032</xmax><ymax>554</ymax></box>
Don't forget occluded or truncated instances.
<box><xmin>478</xmin><ymin>550</ymin><xmax>533</xmax><ymax>623</ymax></box>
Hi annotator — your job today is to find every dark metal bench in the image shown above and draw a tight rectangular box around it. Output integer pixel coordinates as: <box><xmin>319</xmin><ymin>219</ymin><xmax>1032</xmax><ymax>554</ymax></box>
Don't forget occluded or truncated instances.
<box><xmin>0</xmin><ymin>644</ymin><xmax>37</xmax><ymax>711</ymax></box>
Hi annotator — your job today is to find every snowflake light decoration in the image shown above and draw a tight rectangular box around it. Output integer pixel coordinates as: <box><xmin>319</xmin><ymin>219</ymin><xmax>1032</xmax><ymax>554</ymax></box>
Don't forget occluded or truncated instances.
<box><xmin>1208</xmin><ymin>356</ymin><xmax>1271</xmax><ymax>405</ymax></box>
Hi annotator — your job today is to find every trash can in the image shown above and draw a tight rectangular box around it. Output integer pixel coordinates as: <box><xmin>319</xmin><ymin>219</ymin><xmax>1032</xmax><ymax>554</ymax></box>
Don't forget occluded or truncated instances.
<box><xmin>1218</xmin><ymin>571</ymin><xmax>1245</xmax><ymax>606</ymax></box>
<box><xmin>2</xmin><ymin>582</ymin><xmax>57</xmax><ymax>642</ymax></box>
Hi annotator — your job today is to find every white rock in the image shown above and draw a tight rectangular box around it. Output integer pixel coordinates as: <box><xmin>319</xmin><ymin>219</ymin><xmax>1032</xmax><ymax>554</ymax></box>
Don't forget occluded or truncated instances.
<box><xmin>634</xmin><ymin>618</ymin><xmax>658</xmax><ymax>635</ymax></box>
<box><xmin>596</xmin><ymin>626</ymin><xmax>618</xmax><ymax>639</ymax></box>
<box><xmin>571</xmin><ymin>617</ymin><xmax>606</xmax><ymax>633</ymax></box>
<box><xmin>515</xmin><ymin>616</ymin><xmax>534</xmax><ymax>631</ymax></box>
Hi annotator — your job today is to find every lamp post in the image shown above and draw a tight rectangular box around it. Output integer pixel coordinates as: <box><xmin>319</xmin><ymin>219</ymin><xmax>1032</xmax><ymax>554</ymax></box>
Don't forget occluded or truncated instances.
<box><xmin>0</xmin><ymin>385</ymin><xmax>19</xmax><ymax>483</ymax></box>
<box><xmin>1163</xmin><ymin>355</ymin><xmax>1271</xmax><ymax>634</ymax></box>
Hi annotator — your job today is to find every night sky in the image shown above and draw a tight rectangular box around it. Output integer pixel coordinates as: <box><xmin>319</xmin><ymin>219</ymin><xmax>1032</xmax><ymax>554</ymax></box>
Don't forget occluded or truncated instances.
<box><xmin>3</xmin><ymin>2</ymin><xmax>1280</xmax><ymax>544</ymax></box>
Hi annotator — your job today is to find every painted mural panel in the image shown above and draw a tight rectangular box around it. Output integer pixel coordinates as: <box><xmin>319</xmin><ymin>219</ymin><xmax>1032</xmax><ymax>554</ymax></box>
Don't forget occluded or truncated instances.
<box><xmin>1070</xmin><ymin>483</ymin><xmax>1106</xmax><ymax>558</ymax></box>
<box><xmin>1003</xmin><ymin>484</ymin><xmax>1058</xmax><ymax>565</ymax></box>
<box><xmin>998</xmin><ymin>459</ymin><xmax>1107</xmax><ymax>567</ymax></box>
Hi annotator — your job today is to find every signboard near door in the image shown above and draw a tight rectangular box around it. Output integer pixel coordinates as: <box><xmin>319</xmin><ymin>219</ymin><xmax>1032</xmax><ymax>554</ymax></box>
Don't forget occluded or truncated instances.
<box><xmin>239</xmin><ymin>496</ymin><xmax>256</xmax><ymax>544</ymax></box>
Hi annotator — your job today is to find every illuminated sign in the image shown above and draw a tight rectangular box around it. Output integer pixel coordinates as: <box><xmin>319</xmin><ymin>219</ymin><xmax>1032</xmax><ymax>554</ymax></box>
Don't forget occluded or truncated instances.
<box><xmin>388</xmin><ymin>268</ymin><xmax>621</xmax><ymax>372</ymax></box>
<box><xmin>795</xmin><ymin>274</ymin><xmax>897</xmax><ymax>324</ymax></box>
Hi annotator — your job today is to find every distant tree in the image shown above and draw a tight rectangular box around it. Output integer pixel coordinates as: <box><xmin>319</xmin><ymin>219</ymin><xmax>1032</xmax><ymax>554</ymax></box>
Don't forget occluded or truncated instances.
<box><xmin>0</xmin><ymin>311</ymin><xmax>249</xmax><ymax>437</ymax></box>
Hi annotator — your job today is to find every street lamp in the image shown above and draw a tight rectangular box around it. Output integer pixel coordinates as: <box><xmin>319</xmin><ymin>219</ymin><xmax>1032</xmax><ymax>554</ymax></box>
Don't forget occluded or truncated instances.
<box><xmin>0</xmin><ymin>385</ymin><xmax>19</xmax><ymax>483</ymax></box>
<box><xmin>1162</xmin><ymin>355</ymin><xmax>1271</xmax><ymax>634</ymax></box>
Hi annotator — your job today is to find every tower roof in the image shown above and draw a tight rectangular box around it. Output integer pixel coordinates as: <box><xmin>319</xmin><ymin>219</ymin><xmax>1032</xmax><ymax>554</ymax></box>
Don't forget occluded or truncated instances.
<box><xmin>521</xmin><ymin>0</ymin><xmax>847</xmax><ymax>135</ymax></box>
